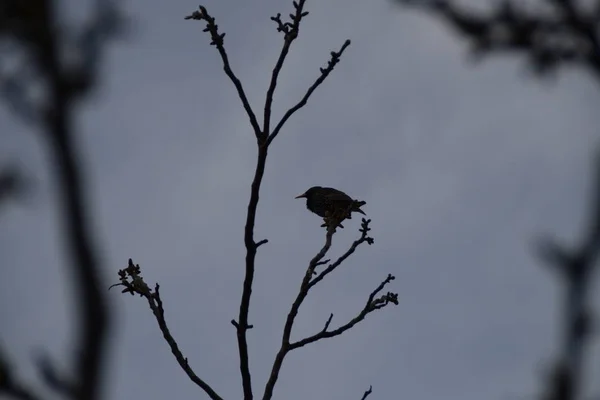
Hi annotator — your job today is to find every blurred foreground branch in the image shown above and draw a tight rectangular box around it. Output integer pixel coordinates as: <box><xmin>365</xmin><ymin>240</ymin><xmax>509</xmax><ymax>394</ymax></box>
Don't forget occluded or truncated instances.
<box><xmin>0</xmin><ymin>165</ymin><xmax>26</xmax><ymax>209</ymax></box>
<box><xmin>0</xmin><ymin>0</ymin><xmax>123</xmax><ymax>399</ymax></box>
<box><xmin>535</xmin><ymin>147</ymin><xmax>600</xmax><ymax>400</ymax></box>
<box><xmin>394</xmin><ymin>0</ymin><xmax>600</xmax><ymax>78</ymax></box>
<box><xmin>394</xmin><ymin>1</ymin><xmax>600</xmax><ymax>399</ymax></box>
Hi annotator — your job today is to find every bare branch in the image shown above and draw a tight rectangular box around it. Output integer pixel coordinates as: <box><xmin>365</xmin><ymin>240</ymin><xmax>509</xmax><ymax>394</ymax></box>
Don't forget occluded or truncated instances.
<box><xmin>360</xmin><ymin>385</ymin><xmax>373</xmax><ymax>400</ymax></box>
<box><xmin>322</xmin><ymin>313</ymin><xmax>334</xmax><ymax>331</ymax></box>
<box><xmin>261</xmin><ymin>226</ymin><xmax>335</xmax><ymax>400</ymax></box>
<box><xmin>185</xmin><ymin>7</ymin><xmax>276</xmax><ymax>398</ymax></box>
<box><xmin>262</xmin><ymin>219</ymin><xmax>395</xmax><ymax>400</ymax></box>
<box><xmin>111</xmin><ymin>259</ymin><xmax>225</xmax><ymax>400</ymax></box>
<box><xmin>309</xmin><ymin>219</ymin><xmax>374</xmax><ymax>288</ymax></box>
<box><xmin>0</xmin><ymin>0</ymin><xmax>124</xmax><ymax>397</ymax></box>
<box><xmin>266</xmin><ymin>39</ymin><xmax>351</xmax><ymax>146</ymax></box>
<box><xmin>183</xmin><ymin>4</ymin><xmax>372</xmax><ymax>400</ymax></box>
<box><xmin>232</xmin><ymin>145</ymin><xmax>270</xmax><ymax>400</ymax></box>
<box><xmin>289</xmin><ymin>274</ymin><xmax>397</xmax><ymax>350</ymax></box>
<box><xmin>185</xmin><ymin>6</ymin><xmax>263</xmax><ymax>140</ymax></box>
<box><xmin>263</xmin><ymin>0</ymin><xmax>309</xmax><ymax>138</ymax></box>
<box><xmin>394</xmin><ymin>0</ymin><xmax>600</xmax><ymax>78</ymax></box>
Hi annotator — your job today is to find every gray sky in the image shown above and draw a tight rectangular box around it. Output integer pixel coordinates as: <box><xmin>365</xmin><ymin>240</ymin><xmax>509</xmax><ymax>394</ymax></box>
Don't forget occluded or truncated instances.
<box><xmin>1</xmin><ymin>0</ymin><xmax>600</xmax><ymax>399</ymax></box>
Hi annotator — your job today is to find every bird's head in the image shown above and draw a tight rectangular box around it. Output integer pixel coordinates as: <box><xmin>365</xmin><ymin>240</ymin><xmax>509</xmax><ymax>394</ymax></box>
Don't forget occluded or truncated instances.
<box><xmin>295</xmin><ymin>186</ymin><xmax>322</xmax><ymax>200</ymax></box>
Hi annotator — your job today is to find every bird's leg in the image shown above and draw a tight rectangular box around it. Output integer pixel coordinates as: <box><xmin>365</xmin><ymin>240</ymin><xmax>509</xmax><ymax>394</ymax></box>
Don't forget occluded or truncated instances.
<box><xmin>321</xmin><ymin>210</ymin><xmax>345</xmax><ymax>230</ymax></box>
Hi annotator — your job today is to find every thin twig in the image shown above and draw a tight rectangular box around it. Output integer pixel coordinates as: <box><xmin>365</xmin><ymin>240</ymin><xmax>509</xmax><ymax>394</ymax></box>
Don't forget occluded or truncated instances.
<box><xmin>309</xmin><ymin>219</ymin><xmax>374</xmax><ymax>289</ymax></box>
<box><xmin>289</xmin><ymin>274</ymin><xmax>397</xmax><ymax>350</ymax></box>
<box><xmin>360</xmin><ymin>385</ymin><xmax>373</xmax><ymax>400</ymax></box>
<box><xmin>266</xmin><ymin>39</ymin><xmax>351</xmax><ymax>146</ymax></box>
<box><xmin>263</xmin><ymin>0</ymin><xmax>308</xmax><ymax>138</ymax></box>
<box><xmin>111</xmin><ymin>260</ymin><xmax>225</xmax><ymax>400</ymax></box>
<box><xmin>185</xmin><ymin>6</ymin><xmax>262</xmax><ymax>140</ymax></box>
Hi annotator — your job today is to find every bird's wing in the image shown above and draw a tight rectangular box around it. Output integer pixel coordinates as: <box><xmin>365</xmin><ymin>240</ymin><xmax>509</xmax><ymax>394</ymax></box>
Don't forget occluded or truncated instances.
<box><xmin>323</xmin><ymin>187</ymin><xmax>353</xmax><ymax>202</ymax></box>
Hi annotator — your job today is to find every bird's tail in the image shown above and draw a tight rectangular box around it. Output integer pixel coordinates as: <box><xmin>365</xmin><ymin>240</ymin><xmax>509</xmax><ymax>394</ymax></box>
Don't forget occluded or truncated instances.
<box><xmin>353</xmin><ymin>200</ymin><xmax>367</xmax><ymax>215</ymax></box>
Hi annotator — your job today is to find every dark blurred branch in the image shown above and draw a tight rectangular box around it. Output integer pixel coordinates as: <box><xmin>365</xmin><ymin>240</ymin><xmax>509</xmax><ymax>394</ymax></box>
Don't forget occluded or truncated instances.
<box><xmin>111</xmin><ymin>259</ymin><xmax>225</xmax><ymax>400</ymax></box>
<box><xmin>393</xmin><ymin>1</ymin><xmax>600</xmax><ymax>399</ymax></box>
<box><xmin>44</xmin><ymin>82</ymin><xmax>108</xmax><ymax>400</ymax></box>
<box><xmin>262</xmin><ymin>219</ymin><xmax>397</xmax><ymax>400</ymax></box>
<box><xmin>37</xmin><ymin>353</ymin><xmax>76</xmax><ymax>398</ymax></box>
<box><xmin>394</xmin><ymin>0</ymin><xmax>600</xmax><ymax>77</ymax></box>
<box><xmin>535</xmin><ymin>147</ymin><xmax>600</xmax><ymax>400</ymax></box>
<box><xmin>0</xmin><ymin>165</ymin><xmax>25</xmax><ymax>208</ymax></box>
<box><xmin>0</xmin><ymin>348</ymin><xmax>41</xmax><ymax>400</ymax></box>
<box><xmin>0</xmin><ymin>1</ymin><xmax>122</xmax><ymax>399</ymax></box>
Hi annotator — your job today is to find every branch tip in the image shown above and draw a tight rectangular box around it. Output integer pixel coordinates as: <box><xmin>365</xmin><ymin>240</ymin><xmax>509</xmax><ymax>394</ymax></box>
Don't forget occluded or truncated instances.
<box><xmin>360</xmin><ymin>385</ymin><xmax>373</xmax><ymax>400</ymax></box>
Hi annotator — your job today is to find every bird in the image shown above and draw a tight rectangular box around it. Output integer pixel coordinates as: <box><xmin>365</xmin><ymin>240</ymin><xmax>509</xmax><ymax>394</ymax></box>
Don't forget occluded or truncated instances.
<box><xmin>295</xmin><ymin>186</ymin><xmax>366</xmax><ymax>228</ymax></box>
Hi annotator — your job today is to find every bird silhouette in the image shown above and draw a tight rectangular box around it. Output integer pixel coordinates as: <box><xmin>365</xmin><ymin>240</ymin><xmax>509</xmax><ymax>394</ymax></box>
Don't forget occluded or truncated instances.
<box><xmin>295</xmin><ymin>186</ymin><xmax>366</xmax><ymax>228</ymax></box>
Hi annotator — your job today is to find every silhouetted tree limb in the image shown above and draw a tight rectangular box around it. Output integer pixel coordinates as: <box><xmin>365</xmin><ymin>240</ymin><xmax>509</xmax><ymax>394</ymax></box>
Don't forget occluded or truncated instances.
<box><xmin>185</xmin><ymin>6</ymin><xmax>262</xmax><ymax>142</ymax></box>
<box><xmin>262</xmin><ymin>219</ymin><xmax>398</xmax><ymax>400</ymax></box>
<box><xmin>309</xmin><ymin>219</ymin><xmax>375</xmax><ymax>288</ymax></box>
<box><xmin>0</xmin><ymin>1</ymin><xmax>122</xmax><ymax>399</ymax></box>
<box><xmin>110</xmin><ymin>260</ymin><xmax>225</xmax><ymax>400</ymax></box>
<box><xmin>394</xmin><ymin>0</ymin><xmax>600</xmax><ymax>78</ymax></box>
<box><xmin>262</xmin><ymin>0</ymin><xmax>310</xmax><ymax>139</ymax></box>
<box><xmin>289</xmin><ymin>273</ymin><xmax>397</xmax><ymax>350</ymax></box>
<box><xmin>183</xmin><ymin>3</ymin><xmax>357</xmax><ymax>400</ymax></box>
<box><xmin>117</xmin><ymin>2</ymin><xmax>394</xmax><ymax>400</ymax></box>
<box><xmin>266</xmin><ymin>39</ymin><xmax>350</xmax><ymax>146</ymax></box>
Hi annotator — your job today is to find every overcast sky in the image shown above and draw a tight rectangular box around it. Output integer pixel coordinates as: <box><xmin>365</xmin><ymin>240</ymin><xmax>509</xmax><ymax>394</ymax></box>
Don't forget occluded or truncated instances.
<box><xmin>2</xmin><ymin>1</ymin><xmax>600</xmax><ymax>399</ymax></box>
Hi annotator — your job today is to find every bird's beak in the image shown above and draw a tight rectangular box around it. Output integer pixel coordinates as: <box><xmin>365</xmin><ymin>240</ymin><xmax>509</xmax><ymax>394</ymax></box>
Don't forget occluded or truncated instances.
<box><xmin>295</xmin><ymin>192</ymin><xmax>307</xmax><ymax>199</ymax></box>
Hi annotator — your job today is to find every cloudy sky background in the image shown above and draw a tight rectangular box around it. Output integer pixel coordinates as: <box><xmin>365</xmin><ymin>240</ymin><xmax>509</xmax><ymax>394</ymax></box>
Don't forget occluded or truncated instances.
<box><xmin>2</xmin><ymin>0</ymin><xmax>600</xmax><ymax>399</ymax></box>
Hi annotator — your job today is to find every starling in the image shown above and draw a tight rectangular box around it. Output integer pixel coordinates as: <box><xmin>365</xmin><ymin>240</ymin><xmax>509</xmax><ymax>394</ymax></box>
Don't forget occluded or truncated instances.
<box><xmin>295</xmin><ymin>186</ymin><xmax>366</xmax><ymax>228</ymax></box>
